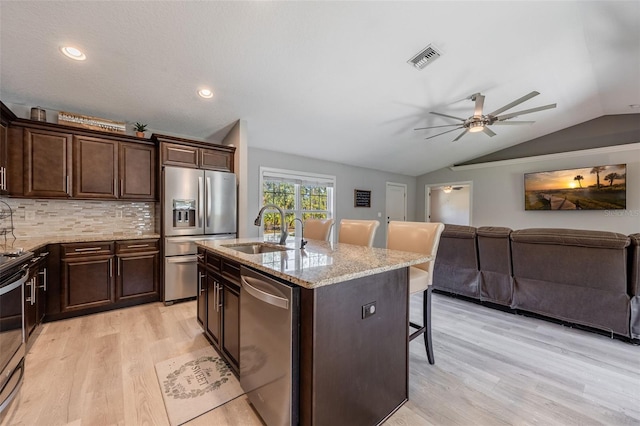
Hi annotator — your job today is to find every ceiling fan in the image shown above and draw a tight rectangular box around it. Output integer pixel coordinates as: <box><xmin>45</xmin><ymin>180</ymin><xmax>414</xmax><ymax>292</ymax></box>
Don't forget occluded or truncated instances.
<box><xmin>415</xmin><ymin>91</ymin><xmax>556</xmax><ymax>142</ymax></box>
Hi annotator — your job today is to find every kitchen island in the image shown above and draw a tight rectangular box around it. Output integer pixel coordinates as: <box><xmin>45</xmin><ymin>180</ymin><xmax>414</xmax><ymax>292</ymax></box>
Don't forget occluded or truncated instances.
<box><xmin>196</xmin><ymin>237</ymin><xmax>431</xmax><ymax>426</ymax></box>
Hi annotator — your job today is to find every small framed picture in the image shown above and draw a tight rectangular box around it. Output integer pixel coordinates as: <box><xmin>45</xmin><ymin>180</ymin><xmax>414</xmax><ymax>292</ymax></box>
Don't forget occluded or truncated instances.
<box><xmin>354</xmin><ymin>189</ymin><xmax>371</xmax><ymax>208</ymax></box>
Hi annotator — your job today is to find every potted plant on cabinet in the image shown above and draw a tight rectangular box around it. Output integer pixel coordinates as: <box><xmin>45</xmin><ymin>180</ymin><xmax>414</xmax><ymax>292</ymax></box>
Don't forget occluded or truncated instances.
<box><xmin>133</xmin><ymin>122</ymin><xmax>148</xmax><ymax>138</ymax></box>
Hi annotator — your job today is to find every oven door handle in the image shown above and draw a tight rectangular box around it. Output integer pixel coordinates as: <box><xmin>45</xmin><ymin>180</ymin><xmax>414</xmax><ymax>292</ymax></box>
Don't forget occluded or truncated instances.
<box><xmin>0</xmin><ymin>270</ymin><xmax>29</xmax><ymax>296</ymax></box>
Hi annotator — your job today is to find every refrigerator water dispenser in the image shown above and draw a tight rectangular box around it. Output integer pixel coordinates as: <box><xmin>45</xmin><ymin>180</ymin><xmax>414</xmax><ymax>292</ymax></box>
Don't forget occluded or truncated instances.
<box><xmin>172</xmin><ymin>199</ymin><xmax>196</xmax><ymax>228</ymax></box>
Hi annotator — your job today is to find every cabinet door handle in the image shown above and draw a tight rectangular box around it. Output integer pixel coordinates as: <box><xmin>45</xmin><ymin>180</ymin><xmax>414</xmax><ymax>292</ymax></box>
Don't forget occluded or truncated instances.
<box><xmin>217</xmin><ymin>282</ymin><xmax>222</xmax><ymax>311</ymax></box>
<box><xmin>38</xmin><ymin>268</ymin><xmax>47</xmax><ymax>291</ymax></box>
<box><xmin>120</xmin><ymin>179</ymin><xmax>124</xmax><ymax>197</ymax></box>
<box><xmin>198</xmin><ymin>273</ymin><xmax>205</xmax><ymax>294</ymax></box>
<box><xmin>66</xmin><ymin>176</ymin><xmax>71</xmax><ymax>196</ymax></box>
<box><xmin>126</xmin><ymin>244</ymin><xmax>149</xmax><ymax>249</ymax></box>
<box><xmin>1</xmin><ymin>167</ymin><xmax>5</xmax><ymax>191</ymax></box>
<box><xmin>117</xmin><ymin>258</ymin><xmax>121</xmax><ymax>276</ymax></box>
<box><xmin>74</xmin><ymin>247</ymin><xmax>102</xmax><ymax>252</ymax></box>
<box><xmin>109</xmin><ymin>258</ymin><xmax>113</xmax><ymax>277</ymax></box>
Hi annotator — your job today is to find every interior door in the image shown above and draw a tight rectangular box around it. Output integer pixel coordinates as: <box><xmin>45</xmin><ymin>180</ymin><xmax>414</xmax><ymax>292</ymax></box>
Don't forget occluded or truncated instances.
<box><xmin>385</xmin><ymin>182</ymin><xmax>407</xmax><ymax>244</ymax></box>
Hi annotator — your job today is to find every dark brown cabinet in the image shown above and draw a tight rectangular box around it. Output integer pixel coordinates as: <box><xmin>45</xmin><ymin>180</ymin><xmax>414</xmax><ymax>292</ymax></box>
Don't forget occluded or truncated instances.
<box><xmin>115</xmin><ymin>239</ymin><xmax>159</xmax><ymax>301</ymax></box>
<box><xmin>206</xmin><ymin>273</ymin><xmax>222</xmax><ymax>346</ymax></box>
<box><xmin>1</xmin><ymin>102</ymin><xmax>16</xmax><ymax>194</ymax></box>
<box><xmin>197</xmin><ymin>250</ymin><xmax>240</xmax><ymax>373</ymax></box>
<box><xmin>24</xmin><ymin>250</ymin><xmax>48</xmax><ymax>343</ymax></box>
<box><xmin>6</xmin><ymin>119</ymin><xmax>157</xmax><ymax>201</ymax></box>
<box><xmin>73</xmin><ymin>135</ymin><xmax>118</xmax><ymax>198</ymax></box>
<box><xmin>120</xmin><ymin>142</ymin><xmax>156</xmax><ymax>200</ymax></box>
<box><xmin>61</xmin><ymin>242</ymin><xmax>115</xmax><ymax>312</ymax></box>
<box><xmin>0</xmin><ymin>122</ymin><xmax>7</xmax><ymax>194</ymax></box>
<box><xmin>24</xmin><ymin>128</ymin><xmax>73</xmax><ymax>198</ymax></box>
<box><xmin>73</xmin><ymin>136</ymin><xmax>156</xmax><ymax>200</ymax></box>
<box><xmin>155</xmin><ymin>135</ymin><xmax>235</xmax><ymax>172</ymax></box>
<box><xmin>58</xmin><ymin>239</ymin><xmax>159</xmax><ymax>318</ymax></box>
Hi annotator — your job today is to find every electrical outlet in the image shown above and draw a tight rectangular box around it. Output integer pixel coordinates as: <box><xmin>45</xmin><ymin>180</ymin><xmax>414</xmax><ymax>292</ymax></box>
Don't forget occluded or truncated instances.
<box><xmin>25</xmin><ymin>211</ymin><xmax>35</xmax><ymax>221</ymax></box>
<box><xmin>362</xmin><ymin>301</ymin><xmax>376</xmax><ymax>319</ymax></box>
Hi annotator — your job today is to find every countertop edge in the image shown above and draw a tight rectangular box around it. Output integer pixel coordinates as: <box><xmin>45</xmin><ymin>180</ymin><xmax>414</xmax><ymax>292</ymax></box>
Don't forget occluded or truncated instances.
<box><xmin>196</xmin><ymin>239</ymin><xmax>431</xmax><ymax>289</ymax></box>
<box><xmin>2</xmin><ymin>234</ymin><xmax>161</xmax><ymax>253</ymax></box>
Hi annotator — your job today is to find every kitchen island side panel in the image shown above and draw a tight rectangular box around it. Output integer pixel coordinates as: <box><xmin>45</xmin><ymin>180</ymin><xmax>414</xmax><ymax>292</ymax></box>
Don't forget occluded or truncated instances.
<box><xmin>300</xmin><ymin>268</ymin><xmax>409</xmax><ymax>425</ymax></box>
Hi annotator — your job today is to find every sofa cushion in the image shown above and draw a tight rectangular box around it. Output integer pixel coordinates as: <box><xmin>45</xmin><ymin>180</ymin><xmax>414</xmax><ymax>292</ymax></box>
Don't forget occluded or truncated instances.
<box><xmin>511</xmin><ymin>228</ymin><xmax>629</xmax><ymax>250</ymax></box>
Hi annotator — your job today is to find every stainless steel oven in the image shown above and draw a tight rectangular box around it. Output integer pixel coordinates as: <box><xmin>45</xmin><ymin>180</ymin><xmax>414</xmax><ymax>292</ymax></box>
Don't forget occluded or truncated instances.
<box><xmin>0</xmin><ymin>251</ymin><xmax>33</xmax><ymax>414</ymax></box>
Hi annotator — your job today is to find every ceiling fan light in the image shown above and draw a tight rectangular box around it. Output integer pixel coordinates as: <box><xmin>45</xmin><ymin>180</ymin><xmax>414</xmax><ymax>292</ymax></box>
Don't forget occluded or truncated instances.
<box><xmin>468</xmin><ymin>122</ymin><xmax>484</xmax><ymax>133</ymax></box>
<box><xmin>442</xmin><ymin>186</ymin><xmax>453</xmax><ymax>194</ymax></box>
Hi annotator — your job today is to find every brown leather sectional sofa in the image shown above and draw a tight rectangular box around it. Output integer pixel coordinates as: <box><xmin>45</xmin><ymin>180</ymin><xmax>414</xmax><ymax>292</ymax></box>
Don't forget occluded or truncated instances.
<box><xmin>433</xmin><ymin>225</ymin><xmax>640</xmax><ymax>341</ymax></box>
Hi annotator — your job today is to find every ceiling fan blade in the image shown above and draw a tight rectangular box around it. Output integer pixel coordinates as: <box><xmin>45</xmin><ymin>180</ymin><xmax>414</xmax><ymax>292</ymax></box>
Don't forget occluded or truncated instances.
<box><xmin>482</xmin><ymin>127</ymin><xmax>496</xmax><ymax>137</ymax></box>
<box><xmin>495</xmin><ymin>103</ymin><xmax>557</xmax><ymax>121</ymax></box>
<box><xmin>430</xmin><ymin>111</ymin><xmax>466</xmax><ymax>121</ymax></box>
<box><xmin>452</xmin><ymin>129</ymin><xmax>468</xmax><ymax>142</ymax></box>
<box><xmin>491</xmin><ymin>121</ymin><xmax>535</xmax><ymax>125</ymax></box>
<box><xmin>473</xmin><ymin>93</ymin><xmax>485</xmax><ymax>117</ymax></box>
<box><xmin>488</xmin><ymin>91</ymin><xmax>540</xmax><ymax>116</ymax></box>
<box><xmin>414</xmin><ymin>124</ymin><xmax>462</xmax><ymax>130</ymax></box>
<box><xmin>424</xmin><ymin>126</ymin><xmax>464</xmax><ymax>140</ymax></box>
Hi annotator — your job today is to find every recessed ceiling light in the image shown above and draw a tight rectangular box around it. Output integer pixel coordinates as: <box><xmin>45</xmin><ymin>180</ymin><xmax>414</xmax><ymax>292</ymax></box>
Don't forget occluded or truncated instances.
<box><xmin>198</xmin><ymin>89</ymin><xmax>214</xmax><ymax>99</ymax></box>
<box><xmin>60</xmin><ymin>46</ymin><xmax>86</xmax><ymax>61</ymax></box>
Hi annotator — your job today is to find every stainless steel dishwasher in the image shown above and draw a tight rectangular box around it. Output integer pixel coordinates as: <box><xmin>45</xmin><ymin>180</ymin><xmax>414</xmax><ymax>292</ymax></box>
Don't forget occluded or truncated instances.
<box><xmin>240</xmin><ymin>266</ymin><xmax>299</xmax><ymax>426</ymax></box>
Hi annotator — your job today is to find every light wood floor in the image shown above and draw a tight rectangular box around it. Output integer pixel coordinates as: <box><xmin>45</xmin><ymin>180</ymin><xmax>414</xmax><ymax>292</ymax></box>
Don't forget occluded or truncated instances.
<box><xmin>2</xmin><ymin>293</ymin><xmax>639</xmax><ymax>426</ymax></box>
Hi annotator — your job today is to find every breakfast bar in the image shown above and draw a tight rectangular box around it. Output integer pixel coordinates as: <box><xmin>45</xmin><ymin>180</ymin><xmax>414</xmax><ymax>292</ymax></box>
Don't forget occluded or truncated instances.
<box><xmin>196</xmin><ymin>237</ymin><xmax>431</xmax><ymax>426</ymax></box>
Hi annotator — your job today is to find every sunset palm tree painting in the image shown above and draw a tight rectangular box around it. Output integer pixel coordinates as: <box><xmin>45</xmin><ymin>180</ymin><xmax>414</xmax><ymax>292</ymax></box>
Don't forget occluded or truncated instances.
<box><xmin>524</xmin><ymin>164</ymin><xmax>626</xmax><ymax>210</ymax></box>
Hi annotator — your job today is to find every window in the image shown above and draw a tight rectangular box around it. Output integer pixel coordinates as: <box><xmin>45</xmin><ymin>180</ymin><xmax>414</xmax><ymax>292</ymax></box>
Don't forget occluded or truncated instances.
<box><xmin>259</xmin><ymin>167</ymin><xmax>336</xmax><ymax>241</ymax></box>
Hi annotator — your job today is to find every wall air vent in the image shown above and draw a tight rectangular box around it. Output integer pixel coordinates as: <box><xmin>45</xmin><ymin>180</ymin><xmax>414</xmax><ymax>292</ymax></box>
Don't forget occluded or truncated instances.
<box><xmin>408</xmin><ymin>44</ymin><xmax>442</xmax><ymax>70</ymax></box>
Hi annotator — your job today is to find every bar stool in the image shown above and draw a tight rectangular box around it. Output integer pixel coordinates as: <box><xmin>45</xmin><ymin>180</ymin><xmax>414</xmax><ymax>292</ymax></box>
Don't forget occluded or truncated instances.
<box><xmin>338</xmin><ymin>219</ymin><xmax>380</xmax><ymax>247</ymax></box>
<box><xmin>303</xmin><ymin>218</ymin><xmax>334</xmax><ymax>241</ymax></box>
<box><xmin>387</xmin><ymin>220</ymin><xmax>444</xmax><ymax>364</ymax></box>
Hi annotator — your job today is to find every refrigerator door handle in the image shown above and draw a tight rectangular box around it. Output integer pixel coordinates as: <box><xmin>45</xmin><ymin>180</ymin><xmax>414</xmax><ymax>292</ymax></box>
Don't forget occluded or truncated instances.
<box><xmin>198</xmin><ymin>176</ymin><xmax>204</xmax><ymax>228</ymax></box>
<box><xmin>206</xmin><ymin>176</ymin><xmax>212</xmax><ymax>229</ymax></box>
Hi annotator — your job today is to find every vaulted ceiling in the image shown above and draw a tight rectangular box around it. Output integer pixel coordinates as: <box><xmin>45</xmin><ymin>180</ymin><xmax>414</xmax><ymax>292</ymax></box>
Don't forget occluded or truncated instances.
<box><xmin>1</xmin><ymin>1</ymin><xmax>638</xmax><ymax>176</ymax></box>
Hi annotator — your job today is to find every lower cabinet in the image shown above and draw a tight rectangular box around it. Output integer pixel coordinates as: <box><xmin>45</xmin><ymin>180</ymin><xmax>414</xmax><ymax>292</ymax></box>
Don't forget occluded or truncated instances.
<box><xmin>115</xmin><ymin>240</ymin><xmax>159</xmax><ymax>301</ymax></box>
<box><xmin>24</xmin><ymin>248</ymin><xmax>48</xmax><ymax>343</ymax></box>
<box><xmin>197</xmin><ymin>250</ymin><xmax>240</xmax><ymax>374</ymax></box>
<box><xmin>57</xmin><ymin>239</ymin><xmax>159</xmax><ymax>319</ymax></box>
<box><xmin>61</xmin><ymin>242</ymin><xmax>115</xmax><ymax>312</ymax></box>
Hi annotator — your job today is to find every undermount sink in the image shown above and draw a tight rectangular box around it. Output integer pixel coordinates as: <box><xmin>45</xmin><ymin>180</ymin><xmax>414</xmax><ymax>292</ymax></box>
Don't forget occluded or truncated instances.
<box><xmin>222</xmin><ymin>243</ymin><xmax>289</xmax><ymax>254</ymax></box>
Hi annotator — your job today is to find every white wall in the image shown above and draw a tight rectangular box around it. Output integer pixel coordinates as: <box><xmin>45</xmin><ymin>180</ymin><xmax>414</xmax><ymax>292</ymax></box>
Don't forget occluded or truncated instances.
<box><xmin>429</xmin><ymin>186</ymin><xmax>470</xmax><ymax>225</ymax></box>
<box><xmin>247</xmin><ymin>148</ymin><xmax>417</xmax><ymax>248</ymax></box>
<box><xmin>416</xmin><ymin>145</ymin><xmax>640</xmax><ymax>234</ymax></box>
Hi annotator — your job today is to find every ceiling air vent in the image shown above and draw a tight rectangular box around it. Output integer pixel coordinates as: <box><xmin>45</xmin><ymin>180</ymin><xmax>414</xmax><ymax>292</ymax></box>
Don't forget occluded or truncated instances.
<box><xmin>408</xmin><ymin>44</ymin><xmax>442</xmax><ymax>70</ymax></box>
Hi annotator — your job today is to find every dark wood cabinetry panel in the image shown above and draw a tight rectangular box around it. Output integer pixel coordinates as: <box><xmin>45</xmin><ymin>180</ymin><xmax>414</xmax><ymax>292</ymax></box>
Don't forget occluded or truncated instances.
<box><xmin>61</xmin><ymin>255</ymin><xmax>115</xmax><ymax>312</ymax></box>
<box><xmin>197</xmin><ymin>262</ymin><xmax>207</xmax><ymax>327</ymax></box>
<box><xmin>24</xmin><ymin>128</ymin><xmax>72</xmax><ymax>197</ymax></box>
<box><xmin>222</xmin><ymin>284</ymin><xmax>240</xmax><ymax>366</ymax></box>
<box><xmin>0</xmin><ymin>122</ymin><xmax>7</xmax><ymax>194</ymax></box>
<box><xmin>116</xmin><ymin>252</ymin><xmax>158</xmax><ymax>300</ymax></box>
<box><xmin>120</xmin><ymin>142</ymin><xmax>156</xmax><ymax>200</ymax></box>
<box><xmin>161</xmin><ymin>142</ymin><xmax>198</xmax><ymax>168</ymax></box>
<box><xmin>200</xmin><ymin>148</ymin><xmax>232</xmax><ymax>172</ymax></box>
<box><xmin>73</xmin><ymin>135</ymin><xmax>118</xmax><ymax>198</ymax></box>
<box><xmin>115</xmin><ymin>238</ymin><xmax>159</xmax><ymax>301</ymax></box>
<box><xmin>206</xmin><ymin>273</ymin><xmax>222</xmax><ymax>347</ymax></box>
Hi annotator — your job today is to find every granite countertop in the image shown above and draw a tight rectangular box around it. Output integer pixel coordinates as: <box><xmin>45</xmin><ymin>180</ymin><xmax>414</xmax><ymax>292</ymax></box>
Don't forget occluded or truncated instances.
<box><xmin>1</xmin><ymin>233</ymin><xmax>161</xmax><ymax>253</ymax></box>
<box><xmin>196</xmin><ymin>237</ymin><xmax>432</xmax><ymax>289</ymax></box>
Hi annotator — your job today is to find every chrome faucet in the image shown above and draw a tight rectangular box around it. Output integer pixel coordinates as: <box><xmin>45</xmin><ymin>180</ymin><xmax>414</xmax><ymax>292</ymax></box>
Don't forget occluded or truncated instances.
<box><xmin>254</xmin><ymin>204</ymin><xmax>288</xmax><ymax>245</ymax></box>
<box><xmin>290</xmin><ymin>218</ymin><xmax>307</xmax><ymax>250</ymax></box>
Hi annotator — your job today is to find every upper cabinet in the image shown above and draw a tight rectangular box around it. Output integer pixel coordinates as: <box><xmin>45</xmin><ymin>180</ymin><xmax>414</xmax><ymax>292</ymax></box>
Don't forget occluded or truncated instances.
<box><xmin>0</xmin><ymin>102</ymin><xmax>17</xmax><ymax>194</ymax></box>
<box><xmin>24</xmin><ymin>128</ymin><xmax>73</xmax><ymax>198</ymax></box>
<box><xmin>154</xmin><ymin>134</ymin><xmax>235</xmax><ymax>172</ymax></box>
<box><xmin>7</xmin><ymin>119</ymin><xmax>157</xmax><ymax>201</ymax></box>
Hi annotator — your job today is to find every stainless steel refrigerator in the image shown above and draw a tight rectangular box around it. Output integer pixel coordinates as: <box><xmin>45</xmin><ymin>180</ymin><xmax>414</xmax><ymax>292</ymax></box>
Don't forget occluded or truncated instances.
<box><xmin>163</xmin><ymin>166</ymin><xmax>237</xmax><ymax>304</ymax></box>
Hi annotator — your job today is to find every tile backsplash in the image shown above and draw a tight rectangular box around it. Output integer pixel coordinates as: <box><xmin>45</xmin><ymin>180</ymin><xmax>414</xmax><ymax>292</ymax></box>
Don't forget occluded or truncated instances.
<box><xmin>0</xmin><ymin>198</ymin><xmax>158</xmax><ymax>238</ymax></box>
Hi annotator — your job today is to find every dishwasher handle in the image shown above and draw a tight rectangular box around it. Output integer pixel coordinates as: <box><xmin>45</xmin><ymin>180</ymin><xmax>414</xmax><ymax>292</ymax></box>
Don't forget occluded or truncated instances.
<box><xmin>241</xmin><ymin>275</ymin><xmax>289</xmax><ymax>310</ymax></box>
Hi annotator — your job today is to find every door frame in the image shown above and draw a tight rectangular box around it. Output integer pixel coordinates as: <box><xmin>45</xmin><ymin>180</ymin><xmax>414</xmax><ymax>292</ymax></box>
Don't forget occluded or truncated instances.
<box><xmin>425</xmin><ymin>181</ymin><xmax>473</xmax><ymax>224</ymax></box>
